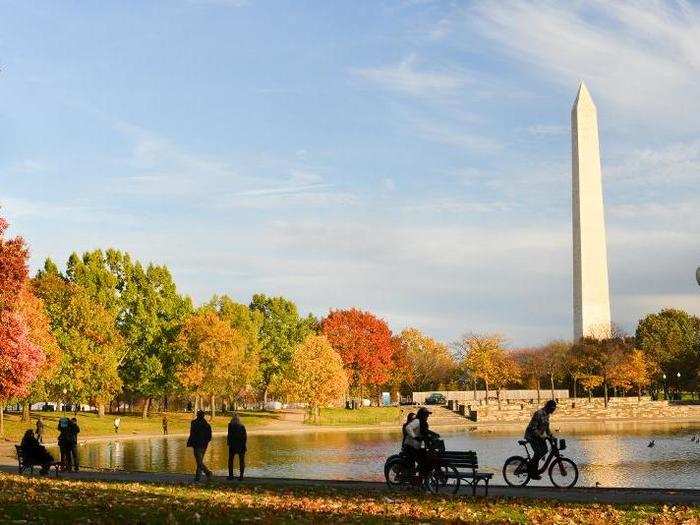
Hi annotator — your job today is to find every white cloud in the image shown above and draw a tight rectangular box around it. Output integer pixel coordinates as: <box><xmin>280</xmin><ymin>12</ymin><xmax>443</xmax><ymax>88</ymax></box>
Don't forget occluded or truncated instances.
<box><xmin>525</xmin><ymin>124</ymin><xmax>568</xmax><ymax>136</ymax></box>
<box><xmin>468</xmin><ymin>1</ymin><xmax>700</xmax><ymax>125</ymax></box>
<box><xmin>352</xmin><ymin>54</ymin><xmax>471</xmax><ymax>97</ymax></box>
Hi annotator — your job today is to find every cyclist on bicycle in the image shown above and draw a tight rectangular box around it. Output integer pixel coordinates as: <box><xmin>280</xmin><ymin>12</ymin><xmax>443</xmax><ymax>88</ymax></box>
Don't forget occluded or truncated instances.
<box><xmin>524</xmin><ymin>399</ymin><xmax>557</xmax><ymax>479</ymax></box>
<box><xmin>405</xmin><ymin>407</ymin><xmax>440</xmax><ymax>486</ymax></box>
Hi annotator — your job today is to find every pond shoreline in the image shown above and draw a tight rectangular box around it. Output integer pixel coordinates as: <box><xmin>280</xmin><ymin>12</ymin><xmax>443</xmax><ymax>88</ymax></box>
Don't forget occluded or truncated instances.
<box><xmin>2</xmin><ymin>414</ymin><xmax>699</xmax><ymax>464</ymax></box>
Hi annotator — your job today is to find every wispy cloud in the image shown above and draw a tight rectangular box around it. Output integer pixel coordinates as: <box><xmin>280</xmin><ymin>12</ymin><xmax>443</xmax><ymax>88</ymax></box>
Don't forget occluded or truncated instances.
<box><xmin>352</xmin><ymin>54</ymin><xmax>471</xmax><ymax>97</ymax></box>
<box><xmin>468</xmin><ymin>1</ymin><xmax>700</xmax><ymax>125</ymax></box>
<box><xmin>525</xmin><ymin>124</ymin><xmax>568</xmax><ymax>136</ymax></box>
<box><xmin>412</xmin><ymin>119</ymin><xmax>502</xmax><ymax>153</ymax></box>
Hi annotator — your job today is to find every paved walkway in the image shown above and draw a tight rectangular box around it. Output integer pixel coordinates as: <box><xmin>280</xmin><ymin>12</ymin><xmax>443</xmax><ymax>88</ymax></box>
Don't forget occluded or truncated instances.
<box><xmin>1</xmin><ymin>465</ymin><xmax>697</xmax><ymax>506</ymax></box>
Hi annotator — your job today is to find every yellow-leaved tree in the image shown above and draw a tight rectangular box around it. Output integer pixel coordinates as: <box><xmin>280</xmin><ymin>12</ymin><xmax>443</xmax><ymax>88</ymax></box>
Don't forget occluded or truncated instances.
<box><xmin>175</xmin><ymin>310</ymin><xmax>257</xmax><ymax>417</ymax></box>
<box><xmin>457</xmin><ymin>333</ymin><xmax>520</xmax><ymax>406</ymax></box>
<box><xmin>272</xmin><ymin>334</ymin><xmax>348</xmax><ymax>421</ymax></box>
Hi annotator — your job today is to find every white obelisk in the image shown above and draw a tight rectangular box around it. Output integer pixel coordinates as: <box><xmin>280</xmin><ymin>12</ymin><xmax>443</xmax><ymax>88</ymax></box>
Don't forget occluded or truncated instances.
<box><xmin>572</xmin><ymin>82</ymin><xmax>611</xmax><ymax>340</ymax></box>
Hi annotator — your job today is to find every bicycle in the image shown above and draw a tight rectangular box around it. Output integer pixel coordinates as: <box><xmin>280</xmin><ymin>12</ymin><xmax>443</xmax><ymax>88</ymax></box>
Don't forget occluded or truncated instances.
<box><xmin>384</xmin><ymin>438</ymin><xmax>461</xmax><ymax>494</ymax></box>
<box><xmin>502</xmin><ymin>437</ymin><xmax>578</xmax><ymax>488</ymax></box>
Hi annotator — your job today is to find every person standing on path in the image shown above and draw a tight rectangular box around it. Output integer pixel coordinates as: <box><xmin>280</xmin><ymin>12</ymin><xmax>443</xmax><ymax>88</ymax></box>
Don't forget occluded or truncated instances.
<box><xmin>67</xmin><ymin>417</ymin><xmax>80</xmax><ymax>472</ymax></box>
<box><xmin>227</xmin><ymin>413</ymin><xmax>247</xmax><ymax>481</ymax></box>
<box><xmin>162</xmin><ymin>414</ymin><xmax>168</xmax><ymax>435</ymax></box>
<box><xmin>114</xmin><ymin>416</ymin><xmax>121</xmax><ymax>434</ymax></box>
<box><xmin>57</xmin><ymin>417</ymin><xmax>71</xmax><ymax>471</ymax></box>
<box><xmin>35</xmin><ymin>416</ymin><xmax>44</xmax><ymax>443</ymax></box>
<box><xmin>187</xmin><ymin>410</ymin><xmax>212</xmax><ymax>481</ymax></box>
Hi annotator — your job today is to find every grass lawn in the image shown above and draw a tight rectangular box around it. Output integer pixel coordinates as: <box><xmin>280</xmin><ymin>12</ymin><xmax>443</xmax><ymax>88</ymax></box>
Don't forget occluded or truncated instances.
<box><xmin>313</xmin><ymin>407</ymin><xmax>403</xmax><ymax>426</ymax></box>
<box><xmin>0</xmin><ymin>410</ymin><xmax>278</xmax><ymax>443</ymax></box>
<box><xmin>0</xmin><ymin>473</ymin><xmax>697</xmax><ymax>524</ymax></box>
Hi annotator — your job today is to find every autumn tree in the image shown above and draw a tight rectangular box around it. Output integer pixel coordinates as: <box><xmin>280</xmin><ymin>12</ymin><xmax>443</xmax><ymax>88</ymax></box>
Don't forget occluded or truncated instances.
<box><xmin>321</xmin><ymin>308</ymin><xmax>393</xmax><ymax>398</ymax></box>
<box><xmin>579</xmin><ymin>374</ymin><xmax>603</xmax><ymax>402</ymax></box>
<box><xmin>0</xmin><ymin>216</ymin><xmax>46</xmax><ymax>435</ymax></box>
<box><xmin>542</xmin><ymin>340</ymin><xmax>571</xmax><ymax>400</ymax></box>
<box><xmin>394</xmin><ymin>328</ymin><xmax>456</xmax><ymax>393</ymax></box>
<box><xmin>272</xmin><ymin>334</ymin><xmax>348</xmax><ymax>420</ymax></box>
<box><xmin>249</xmin><ymin>294</ymin><xmax>315</xmax><ymax>403</ymax></box>
<box><xmin>515</xmin><ymin>348</ymin><xmax>548</xmax><ymax>403</ymax></box>
<box><xmin>17</xmin><ymin>287</ymin><xmax>61</xmax><ymax>420</ymax></box>
<box><xmin>456</xmin><ymin>334</ymin><xmax>519</xmax><ymax>406</ymax></box>
<box><xmin>33</xmin><ymin>269</ymin><xmax>124</xmax><ymax>416</ymax></box>
<box><xmin>174</xmin><ymin>310</ymin><xmax>256</xmax><ymax>416</ymax></box>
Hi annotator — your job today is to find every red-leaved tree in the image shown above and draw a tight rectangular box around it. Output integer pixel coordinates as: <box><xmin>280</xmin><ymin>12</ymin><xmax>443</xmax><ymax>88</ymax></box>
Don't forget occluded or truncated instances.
<box><xmin>0</xmin><ymin>216</ymin><xmax>45</xmax><ymax>435</ymax></box>
<box><xmin>321</xmin><ymin>308</ymin><xmax>393</xmax><ymax>398</ymax></box>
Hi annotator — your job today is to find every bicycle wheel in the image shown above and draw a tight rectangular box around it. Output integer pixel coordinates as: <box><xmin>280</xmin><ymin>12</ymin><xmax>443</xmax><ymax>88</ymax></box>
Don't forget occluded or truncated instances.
<box><xmin>384</xmin><ymin>457</ymin><xmax>412</xmax><ymax>488</ymax></box>
<box><xmin>429</xmin><ymin>464</ymin><xmax>460</xmax><ymax>495</ymax></box>
<box><xmin>548</xmin><ymin>457</ymin><xmax>578</xmax><ymax>488</ymax></box>
<box><xmin>502</xmin><ymin>456</ymin><xmax>530</xmax><ymax>487</ymax></box>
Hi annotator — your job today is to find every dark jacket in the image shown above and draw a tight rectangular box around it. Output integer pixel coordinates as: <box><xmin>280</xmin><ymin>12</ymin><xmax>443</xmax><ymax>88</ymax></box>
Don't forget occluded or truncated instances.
<box><xmin>187</xmin><ymin>417</ymin><xmax>212</xmax><ymax>449</ymax></box>
<box><xmin>21</xmin><ymin>434</ymin><xmax>54</xmax><ymax>465</ymax></box>
<box><xmin>227</xmin><ymin>421</ymin><xmax>247</xmax><ymax>452</ymax></box>
<box><xmin>68</xmin><ymin>421</ymin><xmax>80</xmax><ymax>446</ymax></box>
<box><xmin>57</xmin><ymin>418</ymin><xmax>71</xmax><ymax>447</ymax></box>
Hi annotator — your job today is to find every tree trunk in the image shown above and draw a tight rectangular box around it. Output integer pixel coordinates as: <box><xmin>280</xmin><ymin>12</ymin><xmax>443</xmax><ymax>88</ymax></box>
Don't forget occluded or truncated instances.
<box><xmin>484</xmin><ymin>380</ymin><xmax>489</xmax><ymax>406</ymax></box>
<box><xmin>210</xmin><ymin>394</ymin><xmax>216</xmax><ymax>419</ymax></box>
<box><xmin>263</xmin><ymin>387</ymin><xmax>269</xmax><ymax>406</ymax></box>
<box><xmin>603</xmin><ymin>382</ymin><xmax>609</xmax><ymax>408</ymax></box>
<box><xmin>97</xmin><ymin>403</ymin><xmax>105</xmax><ymax>417</ymax></box>
<box><xmin>637</xmin><ymin>386</ymin><xmax>641</xmax><ymax>402</ymax></box>
<box><xmin>0</xmin><ymin>403</ymin><xmax>4</xmax><ymax>437</ymax></box>
<box><xmin>473</xmin><ymin>379</ymin><xmax>477</xmax><ymax>400</ymax></box>
<box><xmin>550</xmin><ymin>374</ymin><xmax>555</xmax><ymax>400</ymax></box>
<box><xmin>142</xmin><ymin>397</ymin><xmax>151</xmax><ymax>419</ymax></box>
<box><xmin>194</xmin><ymin>396</ymin><xmax>199</xmax><ymax>413</ymax></box>
<box><xmin>588</xmin><ymin>389</ymin><xmax>592</xmax><ymax>403</ymax></box>
<box><xmin>22</xmin><ymin>401</ymin><xmax>30</xmax><ymax>422</ymax></box>
<box><xmin>536</xmin><ymin>379</ymin><xmax>541</xmax><ymax>403</ymax></box>
<box><xmin>572</xmin><ymin>377</ymin><xmax>577</xmax><ymax>401</ymax></box>
<box><xmin>497</xmin><ymin>388</ymin><xmax>502</xmax><ymax>409</ymax></box>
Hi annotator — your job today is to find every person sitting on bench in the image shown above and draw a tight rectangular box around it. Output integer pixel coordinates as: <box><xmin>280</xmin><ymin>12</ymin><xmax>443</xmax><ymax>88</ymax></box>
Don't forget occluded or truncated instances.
<box><xmin>20</xmin><ymin>429</ymin><xmax>55</xmax><ymax>475</ymax></box>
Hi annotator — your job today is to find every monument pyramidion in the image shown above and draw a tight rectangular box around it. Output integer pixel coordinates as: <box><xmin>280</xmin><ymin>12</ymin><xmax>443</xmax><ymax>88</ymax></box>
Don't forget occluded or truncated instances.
<box><xmin>571</xmin><ymin>82</ymin><xmax>612</xmax><ymax>341</ymax></box>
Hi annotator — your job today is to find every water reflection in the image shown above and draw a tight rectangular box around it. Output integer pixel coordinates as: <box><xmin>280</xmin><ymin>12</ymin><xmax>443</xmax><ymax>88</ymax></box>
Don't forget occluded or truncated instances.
<box><xmin>63</xmin><ymin>422</ymin><xmax>700</xmax><ymax>489</ymax></box>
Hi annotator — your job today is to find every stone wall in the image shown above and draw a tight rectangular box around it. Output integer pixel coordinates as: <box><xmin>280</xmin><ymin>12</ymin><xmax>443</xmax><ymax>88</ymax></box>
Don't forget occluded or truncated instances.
<box><xmin>450</xmin><ymin>396</ymin><xmax>700</xmax><ymax>423</ymax></box>
<box><xmin>412</xmin><ymin>389</ymin><xmax>569</xmax><ymax>404</ymax></box>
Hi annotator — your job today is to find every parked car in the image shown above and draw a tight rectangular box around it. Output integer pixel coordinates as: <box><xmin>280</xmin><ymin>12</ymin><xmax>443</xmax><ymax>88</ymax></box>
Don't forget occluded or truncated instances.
<box><xmin>424</xmin><ymin>393</ymin><xmax>447</xmax><ymax>405</ymax></box>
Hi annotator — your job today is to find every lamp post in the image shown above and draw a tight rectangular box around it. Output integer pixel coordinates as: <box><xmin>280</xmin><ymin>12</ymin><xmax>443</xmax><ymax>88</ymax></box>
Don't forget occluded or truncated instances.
<box><xmin>662</xmin><ymin>374</ymin><xmax>667</xmax><ymax>400</ymax></box>
<box><xmin>62</xmin><ymin>388</ymin><xmax>67</xmax><ymax>413</ymax></box>
<box><xmin>677</xmin><ymin>372</ymin><xmax>681</xmax><ymax>400</ymax></box>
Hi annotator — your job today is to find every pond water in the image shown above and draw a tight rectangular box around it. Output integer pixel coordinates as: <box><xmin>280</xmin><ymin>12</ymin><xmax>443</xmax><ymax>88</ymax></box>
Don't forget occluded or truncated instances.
<box><xmin>59</xmin><ymin>422</ymin><xmax>700</xmax><ymax>489</ymax></box>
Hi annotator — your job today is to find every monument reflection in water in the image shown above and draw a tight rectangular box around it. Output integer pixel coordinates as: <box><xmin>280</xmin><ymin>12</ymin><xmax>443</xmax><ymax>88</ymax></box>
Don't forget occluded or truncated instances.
<box><xmin>66</xmin><ymin>423</ymin><xmax>699</xmax><ymax>489</ymax></box>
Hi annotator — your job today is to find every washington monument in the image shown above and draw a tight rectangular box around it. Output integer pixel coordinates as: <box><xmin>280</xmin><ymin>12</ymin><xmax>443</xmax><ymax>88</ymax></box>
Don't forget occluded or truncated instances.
<box><xmin>571</xmin><ymin>82</ymin><xmax>612</xmax><ymax>341</ymax></box>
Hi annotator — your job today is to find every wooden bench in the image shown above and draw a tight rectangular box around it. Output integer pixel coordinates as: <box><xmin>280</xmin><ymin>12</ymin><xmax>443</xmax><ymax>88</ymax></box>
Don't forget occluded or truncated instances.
<box><xmin>15</xmin><ymin>446</ymin><xmax>61</xmax><ymax>477</ymax></box>
<box><xmin>438</xmin><ymin>450</ymin><xmax>493</xmax><ymax>496</ymax></box>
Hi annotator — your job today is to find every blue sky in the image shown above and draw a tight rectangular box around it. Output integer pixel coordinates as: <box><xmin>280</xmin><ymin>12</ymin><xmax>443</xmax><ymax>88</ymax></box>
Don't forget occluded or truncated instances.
<box><xmin>1</xmin><ymin>1</ymin><xmax>698</xmax><ymax>346</ymax></box>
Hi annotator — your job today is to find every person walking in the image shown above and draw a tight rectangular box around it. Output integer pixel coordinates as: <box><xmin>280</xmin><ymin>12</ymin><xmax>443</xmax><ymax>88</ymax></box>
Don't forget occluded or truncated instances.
<box><xmin>524</xmin><ymin>400</ymin><xmax>557</xmax><ymax>479</ymax></box>
<box><xmin>162</xmin><ymin>414</ymin><xmax>168</xmax><ymax>435</ymax></box>
<box><xmin>227</xmin><ymin>413</ymin><xmax>247</xmax><ymax>481</ymax></box>
<box><xmin>114</xmin><ymin>416</ymin><xmax>121</xmax><ymax>434</ymax></box>
<box><xmin>67</xmin><ymin>417</ymin><xmax>80</xmax><ymax>472</ymax></box>
<box><xmin>35</xmin><ymin>416</ymin><xmax>44</xmax><ymax>444</ymax></box>
<box><xmin>186</xmin><ymin>410</ymin><xmax>212</xmax><ymax>481</ymax></box>
<box><xmin>57</xmin><ymin>417</ymin><xmax>71</xmax><ymax>471</ymax></box>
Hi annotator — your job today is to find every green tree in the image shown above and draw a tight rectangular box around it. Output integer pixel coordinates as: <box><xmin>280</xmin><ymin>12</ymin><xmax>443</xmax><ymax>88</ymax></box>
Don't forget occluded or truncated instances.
<box><xmin>249</xmin><ymin>294</ymin><xmax>314</xmax><ymax>403</ymax></box>
<box><xmin>60</xmin><ymin>250</ymin><xmax>192</xmax><ymax>417</ymax></box>
<box><xmin>636</xmin><ymin>309</ymin><xmax>699</xmax><ymax>394</ymax></box>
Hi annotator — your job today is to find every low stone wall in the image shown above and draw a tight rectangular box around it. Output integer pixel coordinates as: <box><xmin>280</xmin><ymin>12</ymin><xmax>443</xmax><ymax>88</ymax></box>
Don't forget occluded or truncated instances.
<box><xmin>450</xmin><ymin>397</ymin><xmax>700</xmax><ymax>423</ymax></box>
<box><xmin>412</xmin><ymin>389</ymin><xmax>569</xmax><ymax>404</ymax></box>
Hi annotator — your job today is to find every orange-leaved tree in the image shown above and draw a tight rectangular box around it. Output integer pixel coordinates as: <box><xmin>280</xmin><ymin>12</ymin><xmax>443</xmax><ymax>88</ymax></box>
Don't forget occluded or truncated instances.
<box><xmin>321</xmin><ymin>308</ymin><xmax>393</xmax><ymax>399</ymax></box>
